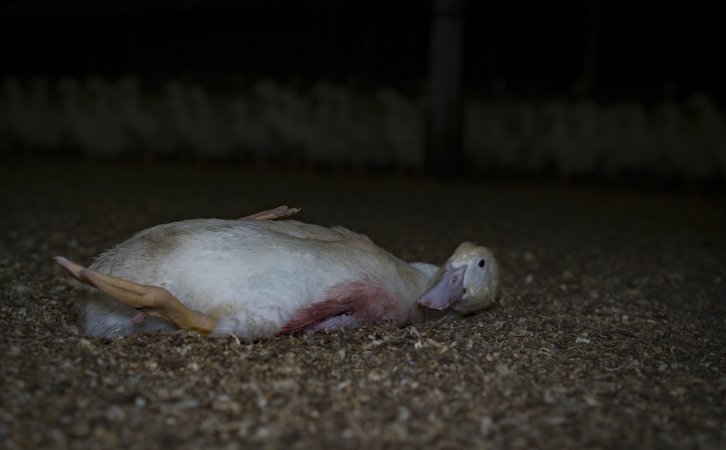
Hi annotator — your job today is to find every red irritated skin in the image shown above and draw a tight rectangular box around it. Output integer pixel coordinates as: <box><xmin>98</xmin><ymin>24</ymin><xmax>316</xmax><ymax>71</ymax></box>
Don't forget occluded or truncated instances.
<box><xmin>277</xmin><ymin>278</ymin><xmax>406</xmax><ymax>335</ymax></box>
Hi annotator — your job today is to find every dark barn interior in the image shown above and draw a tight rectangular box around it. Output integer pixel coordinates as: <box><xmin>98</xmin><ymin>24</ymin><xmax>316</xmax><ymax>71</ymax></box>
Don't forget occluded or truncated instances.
<box><xmin>1</xmin><ymin>1</ymin><xmax>725</xmax><ymax>448</ymax></box>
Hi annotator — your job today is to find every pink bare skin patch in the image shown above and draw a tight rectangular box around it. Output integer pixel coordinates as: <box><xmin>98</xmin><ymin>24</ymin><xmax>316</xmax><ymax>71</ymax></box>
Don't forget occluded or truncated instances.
<box><xmin>131</xmin><ymin>312</ymin><xmax>147</xmax><ymax>324</ymax></box>
<box><xmin>277</xmin><ymin>278</ymin><xmax>407</xmax><ymax>336</ymax></box>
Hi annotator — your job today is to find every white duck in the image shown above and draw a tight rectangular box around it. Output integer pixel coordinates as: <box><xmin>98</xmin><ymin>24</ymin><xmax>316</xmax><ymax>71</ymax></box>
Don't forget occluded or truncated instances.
<box><xmin>55</xmin><ymin>206</ymin><xmax>499</xmax><ymax>340</ymax></box>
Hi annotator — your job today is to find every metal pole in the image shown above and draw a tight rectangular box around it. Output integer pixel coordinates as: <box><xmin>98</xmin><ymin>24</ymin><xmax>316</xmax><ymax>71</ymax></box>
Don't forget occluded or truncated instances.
<box><xmin>426</xmin><ymin>0</ymin><xmax>465</xmax><ymax>177</ymax></box>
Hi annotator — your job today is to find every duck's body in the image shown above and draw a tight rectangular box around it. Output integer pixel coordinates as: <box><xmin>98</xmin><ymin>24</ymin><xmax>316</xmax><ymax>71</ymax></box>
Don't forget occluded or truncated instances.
<box><xmin>84</xmin><ymin>219</ymin><xmax>440</xmax><ymax>339</ymax></box>
<box><xmin>56</xmin><ymin>207</ymin><xmax>499</xmax><ymax>340</ymax></box>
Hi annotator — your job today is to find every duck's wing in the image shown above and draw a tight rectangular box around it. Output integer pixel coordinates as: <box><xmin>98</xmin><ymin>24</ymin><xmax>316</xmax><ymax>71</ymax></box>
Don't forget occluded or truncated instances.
<box><xmin>55</xmin><ymin>256</ymin><xmax>217</xmax><ymax>335</ymax></box>
<box><xmin>254</xmin><ymin>220</ymin><xmax>374</xmax><ymax>245</ymax></box>
<box><xmin>223</xmin><ymin>205</ymin><xmax>373</xmax><ymax>245</ymax></box>
<box><xmin>328</xmin><ymin>226</ymin><xmax>374</xmax><ymax>244</ymax></box>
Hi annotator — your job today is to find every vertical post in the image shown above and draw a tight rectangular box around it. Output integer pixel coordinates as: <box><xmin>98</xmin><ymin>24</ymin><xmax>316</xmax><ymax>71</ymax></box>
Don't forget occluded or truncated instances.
<box><xmin>426</xmin><ymin>0</ymin><xmax>465</xmax><ymax>177</ymax></box>
<box><xmin>576</xmin><ymin>0</ymin><xmax>599</xmax><ymax>97</ymax></box>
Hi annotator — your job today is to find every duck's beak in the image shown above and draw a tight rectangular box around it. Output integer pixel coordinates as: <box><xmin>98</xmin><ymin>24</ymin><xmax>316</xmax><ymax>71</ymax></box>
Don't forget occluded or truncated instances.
<box><xmin>418</xmin><ymin>263</ymin><xmax>467</xmax><ymax>311</ymax></box>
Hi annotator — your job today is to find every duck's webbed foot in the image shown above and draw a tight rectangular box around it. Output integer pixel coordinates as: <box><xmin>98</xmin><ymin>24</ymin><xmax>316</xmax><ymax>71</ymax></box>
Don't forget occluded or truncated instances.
<box><xmin>241</xmin><ymin>205</ymin><xmax>301</xmax><ymax>221</ymax></box>
<box><xmin>54</xmin><ymin>256</ymin><xmax>216</xmax><ymax>335</ymax></box>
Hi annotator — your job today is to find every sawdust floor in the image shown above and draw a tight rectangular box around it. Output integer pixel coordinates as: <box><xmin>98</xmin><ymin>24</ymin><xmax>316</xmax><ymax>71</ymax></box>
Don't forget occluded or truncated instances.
<box><xmin>1</xmin><ymin>161</ymin><xmax>725</xmax><ymax>449</ymax></box>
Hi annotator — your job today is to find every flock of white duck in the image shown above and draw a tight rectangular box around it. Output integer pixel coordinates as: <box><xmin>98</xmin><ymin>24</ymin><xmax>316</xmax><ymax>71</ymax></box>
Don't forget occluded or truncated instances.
<box><xmin>1</xmin><ymin>76</ymin><xmax>725</xmax><ymax>178</ymax></box>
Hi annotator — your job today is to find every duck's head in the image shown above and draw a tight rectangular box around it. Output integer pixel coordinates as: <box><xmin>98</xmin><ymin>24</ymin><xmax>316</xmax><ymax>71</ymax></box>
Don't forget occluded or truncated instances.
<box><xmin>418</xmin><ymin>242</ymin><xmax>499</xmax><ymax>315</ymax></box>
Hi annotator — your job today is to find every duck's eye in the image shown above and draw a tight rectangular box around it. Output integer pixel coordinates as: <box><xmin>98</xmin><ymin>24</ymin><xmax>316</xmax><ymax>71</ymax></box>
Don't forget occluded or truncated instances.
<box><xmin>478</xmin><ymin>259</ymin><xmax>486</xmax><ymax>268</ymax></box>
